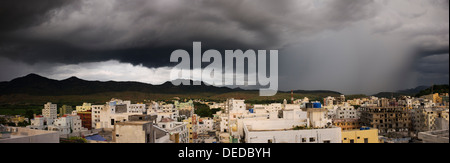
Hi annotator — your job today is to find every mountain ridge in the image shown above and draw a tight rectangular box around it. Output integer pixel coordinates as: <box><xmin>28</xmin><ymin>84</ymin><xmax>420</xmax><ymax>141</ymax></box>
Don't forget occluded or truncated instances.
<box><xmin>0</xmin><ymin>74</ymin><xmax>236</xmax><ymax>96</ymax></box>
<box><xmin>0</xmin><ymin>74</ymin><xmax>348</xmax><ymax>97</ymax></box>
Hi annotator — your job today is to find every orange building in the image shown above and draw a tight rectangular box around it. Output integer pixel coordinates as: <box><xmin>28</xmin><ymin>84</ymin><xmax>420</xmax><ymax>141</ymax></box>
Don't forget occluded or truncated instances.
<box><xmin>77</xmin><ymin>111</ymin><xmax>92</xmax><ymax>130</ymax></box>
<box><xmin>333</xmin><ymin>119</ymin><xmax>362</xmax><ymax>131</ymax></box>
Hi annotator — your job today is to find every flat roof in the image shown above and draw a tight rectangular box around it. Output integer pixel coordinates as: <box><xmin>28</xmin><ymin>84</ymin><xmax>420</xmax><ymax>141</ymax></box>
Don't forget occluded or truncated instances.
<box><xmin>116</xmin><ymin>121</ymin><xmax>152</xmax><ymax>125</ymax></box>
<box><xmin>247</xmin><ymin>126</ymin><xmax>340</xmax><ymax>132</ymax></box>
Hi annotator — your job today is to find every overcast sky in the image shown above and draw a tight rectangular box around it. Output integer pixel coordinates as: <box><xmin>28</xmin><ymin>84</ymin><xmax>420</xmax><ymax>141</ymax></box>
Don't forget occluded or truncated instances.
<box><xmin>0</xmin><ymin>0</ymin><xmax>448</xmax><ymax>95</ymax></box>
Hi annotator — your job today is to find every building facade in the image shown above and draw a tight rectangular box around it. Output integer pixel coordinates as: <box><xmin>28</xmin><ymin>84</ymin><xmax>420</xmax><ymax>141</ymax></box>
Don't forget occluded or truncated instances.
<box><xmin>341</xmin><ymin>128</ymin><xmax>379</xmax><ymax>143</ymax></box>
<box><xmin>43</xmin><ymin>102</ymin><xmax>57</xmax><ymax>120</ymax></box>
<box><xmin>360</xmin><ymin>106</ymin><xmax>412</xmax><ymax>135</ymax></box>
<box><xmin>243</xmin><ymin>119</ymin><xmax>341</xmax><ymax>143</ymax></box>
<box><xmin>77</xmin><ymin>111</ymin><xmax>92</xmax><ymax>130</ymax></box>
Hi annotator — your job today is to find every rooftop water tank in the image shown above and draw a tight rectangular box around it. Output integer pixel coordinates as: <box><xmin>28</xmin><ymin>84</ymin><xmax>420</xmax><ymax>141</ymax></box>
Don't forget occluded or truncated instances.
<box><xmin>313</xmin><ymin>103</ymin><xmax>322</xmax><ymax>108</ymax></box>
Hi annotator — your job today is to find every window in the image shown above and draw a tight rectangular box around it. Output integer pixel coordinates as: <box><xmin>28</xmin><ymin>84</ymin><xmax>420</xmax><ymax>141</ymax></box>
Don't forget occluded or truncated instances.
<box><xmin>364</xmin><ymin>138</ymin><xmax>369</xmax><ymax>143</ymax></box>
<box><xmin>309</xmin><ymin>137</ymin><xmax>316</xmax><ymax>142</ymax></box>
<box><xmin>350</xmin><ymin>139</ymin><xmax>355</xmax><ymax>143</ymax></box>
<box><xmin>323</xmin><ymin>140</ymin><xmax>331</xmax><ymax>143</ymax></box>
<box><xmin>268</xmin><ymin>139</ymin><xmax>273</xmax><ymax>143</ymax></box>
<box><xmin>302</xmin><ymin>138</ymin><xmax>307</xmax><ymax>143</ymax></box>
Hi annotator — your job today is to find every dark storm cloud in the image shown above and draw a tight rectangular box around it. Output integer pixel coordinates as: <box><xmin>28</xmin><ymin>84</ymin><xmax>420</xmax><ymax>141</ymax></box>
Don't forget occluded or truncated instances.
<box><xmin>415</xmin><ymin>54</ymin><xmax>449</xmax><ymax>74</ymax></box>
<box><xmin>0</xmin><ymin>0</ymin><xmax>378</xmax><ymax>68</ymax></box>
<box><xmin>0</xmin><ymin>0</ymin><xmax>78</xmax><ymax>32</ymax></box>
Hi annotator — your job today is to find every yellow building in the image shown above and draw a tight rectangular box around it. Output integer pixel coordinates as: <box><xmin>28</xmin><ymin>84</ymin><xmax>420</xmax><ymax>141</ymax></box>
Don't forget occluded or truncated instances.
<box><xmin>182</xmin><ymin>114</ymin><xmax>199</xmax><ymax>143</ymax></box>
<box><xmin>342</xmin><ymin>128</ymin><xmax>379</xmax><ymax>143</ymax></box>
<box><xmin>76</xmin><ymin>103</ymin><xmax>92</xmax><ymax>112</ymax></box>
<box><xmin>422</xmin><ymin>93</ymin><xmax>443</xmax><ymax>104</ymax></box>
<box><xmin>10</xmin><ymin>115</ymin><xmax>26</xmax><ymax>125</ymax></box>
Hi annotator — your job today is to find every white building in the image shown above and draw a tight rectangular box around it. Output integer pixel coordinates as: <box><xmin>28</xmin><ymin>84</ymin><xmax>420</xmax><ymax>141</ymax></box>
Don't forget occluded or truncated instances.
<box><xmin>208</xmin><ymin>102</ymin><xmax>225</xmax><ymax>109</ymax></box>
<box><xmin>198</xmin><ymin>118</ymin><xmax>215</xmax><ymax>133</ymax></box>
<box><xmin>307</xmin><ymin>108</ymin><xmax>332</xmax><ymax>128</ymax></box>
<box><xmin>113</xmin><ymin>121</ymin><xmax>156</xmax><ymax>143</ymax></box>
<box><xmin>43</xmin><ymin>102</ymin><xmax>57</xmax><ymax>120</ymax></box>
<box><xmin>128</xmin><ymin>103</ymin><xmax>146</xmax><ymax>114</ymax></box>
<box><xmin>253</xmin><ymin>103</ymin><xmax>282</xmax><ymax>119</ymax></box>
<box><xmin>282</xmin><ymin>108</ymin><xmax>308</xmax><ymax>121</ymax></box>
<box><xmin>96</xmin><ymin>99</ymin><xmax>147</xmax><ymax>129</ymax></box>
<box><xmin>91</xmin><ymin>105</ymin><xmax>104</xmax><ymax>129</ymax></box>
<box><xmin>243</xmin><ymin>119</ymin><xmax>341</xmax><ymax>143</ymax></box>
<box><xmin>334</xmin><ymin>104</ymin><xmax>357</xmax><ymax>119</ymax></box>
<box><xmin>157</xmin><ymin>118</ymin><xmax>189</xmax><ymax>143</ymax></box>
<box><xmin>27</xmin><ymin>102</ymin><xmax>57</xmax><ymax>130</ymax></box>
<box><xmin>227</xmin><ymin>98</ymin><xmax>246</xmax><ymax>115</ymax></box>
<box><xmin>48</xmin><ymin>115</ymin><xmax>86</xmax><ymax>135</ymax></box>
<box><xmin>27</xmin><ymin>116</ymin><xmax>49</xmax><ymax>130</ymax></box>
<box><xmin>324</xmin><ymin>96</ymin><xmax>336</xmax><ymax>106</ymax></box>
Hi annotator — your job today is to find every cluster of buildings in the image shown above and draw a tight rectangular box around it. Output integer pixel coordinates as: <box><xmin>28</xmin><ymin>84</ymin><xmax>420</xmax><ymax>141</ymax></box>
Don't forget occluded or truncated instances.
<box><xmin>0</xmin><ymin>115</ymin><xmax>29</xmax><ymax>126</ymax></box>
<box><xmin>213</xmin><ymin>98</ymin><xmax>364</xmax><ymax>143</ymax></box>
<box><xmin>1</xmin><ymin>92</ymin><xmax>448</xmax><ymax>143</ymax></box>
<box><xmin>2</xmin><ymin>99</ymin><xmax>215</xmax><ymax>143</ymax></box>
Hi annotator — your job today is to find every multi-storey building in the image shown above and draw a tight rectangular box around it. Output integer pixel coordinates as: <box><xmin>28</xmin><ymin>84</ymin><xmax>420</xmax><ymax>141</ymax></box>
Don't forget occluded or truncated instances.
<box><xmin>76</xmin><ymin>103</ymin><xmax>92</xmax><ymax>112</ymax></box>
<box><xmin>360</xmin><ymin>106</ymin><xmax>412</xmax><ymax>135</ymax></box>
<box><xmin>97</xmin><ymin>99</ymin><xmax>147</xmax><ymax>129</ymax></box>
<box><xmin>253</xmin><ymin>103</ymin><xmax>282</xmax><ymax>119</ymax></box>
<box><xmin>307</xmin><ymin>108</ymin><xmax>332</xmax><ymax>128</ymax></box>
<box><xmin>243</xmin><ymin>119</ymin><xmax>341</xmax><ymax>143</ymax></box>
<box><xmin>198</xmin><ymin>117</ymin><xmax>215</xmax><ymax>134</ymax></box>
<box><xmin>47</xmin><ymin>115</ymin><xmax>85</xmax><ymax>134</ymax></box>
<box><xmin>157</xmin><ymin>118</ymin><xmax>189</xmax><ymax>143</ymax></box>
<box><xmin>27</xmin><ymin>116</ymin><xmax>48</xmax><ymax>130</ymax></box>
<box><xmin>333</xmin><ymin>119</ymin><xmax>362</xmax><ymax>131</ymax></box>
<box><xmin>411</xmin><ymin>106</ymin><xmax>449</xmax><ymax>134</ymax></box>
<box><xmin>334</xmin><ymin>104</ymin><xmax>358</xmax><ymax>119</ymax></box>
<box><xmin>128</xmin><ymin>103</ymin><xmax>146</xmax><ymax>114</ymax></box>
<box><xmin>175</xmin><ymin>100</ymin><xmax>194</xmax><ymax>111</ymax></box>
<box><xmin>77</xmin><ymin>111</ymin><xmax>92</xmax><ymax>130</ymax></box>
<box><xmin>183</xmin><ymin>114</ymin><xmax>199</xmax><ymax>143</ymax></box>
<box><xmin>113</xmin><ymin>121</ymin><xmax>157</xmax><ymax>143</ymax></box>
<box><xmin>91</xmin><ymin>105</ymin><xmax>103</xmax><ymax>129</ymax></box>
<box><xmin>59</xmin><ymin>105</ymin><xmax>73</xmax><ymax>117</ymax></box>
<box><xmin>43</xmin><ymin>102</ymin><xmax>57</xmax><ymax>120</ymax></box>
<box><xmin>222</xmin><ymin>98</ymin><xmax>247</xmax><ymax>143</ymax></box>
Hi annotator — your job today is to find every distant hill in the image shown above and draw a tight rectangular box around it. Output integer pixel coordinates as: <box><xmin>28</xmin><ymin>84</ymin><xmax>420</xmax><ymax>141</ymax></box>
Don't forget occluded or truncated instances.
<box><xmin>415</xmin><ymin>85</ymin><xmax>449</xmax><ymax>97</ymax></box>
<box><xmin>372</xmin><ymin>85</ymin><xmax>448</xmax><ymax>98</ymax></box>
<box><xmin>397</xmin><ymin>86</ymin><xmax>429</xmax><ymax>95</ymax></box>
<box><xmin>0</xmin><ymin>74</ymin><xmax>345</xmax><ymax>107</ymax></box>
<box><xmin>372</xmin><ymin>92</ymin><xmax>408</xmax><ymax>99</ymax></box>
<box><xmin>0</xmin><ymin>73</ymin><xmax>236</xmax><ymax>96</ymax></box>
<box><xmin>289</xmin><ymin>90</ymin><xmax>341</xmax><ymax>95</ymax></box>
<box><xmin>0</xmin><ymin>74</ymin><xmax>347</xmax><ymax>97</ymax></box>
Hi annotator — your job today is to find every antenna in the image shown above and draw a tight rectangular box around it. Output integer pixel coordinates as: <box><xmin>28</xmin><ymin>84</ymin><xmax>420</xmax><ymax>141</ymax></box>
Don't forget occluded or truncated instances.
<box><xmin>291</xmin><ymin>90</ymin><xmax>294</xmax><ymax>104</ymax></box>
<box><xmin>431</xmin><ymin>83</ymin><xmax>434</xmax><ymax>94</ymax></box>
